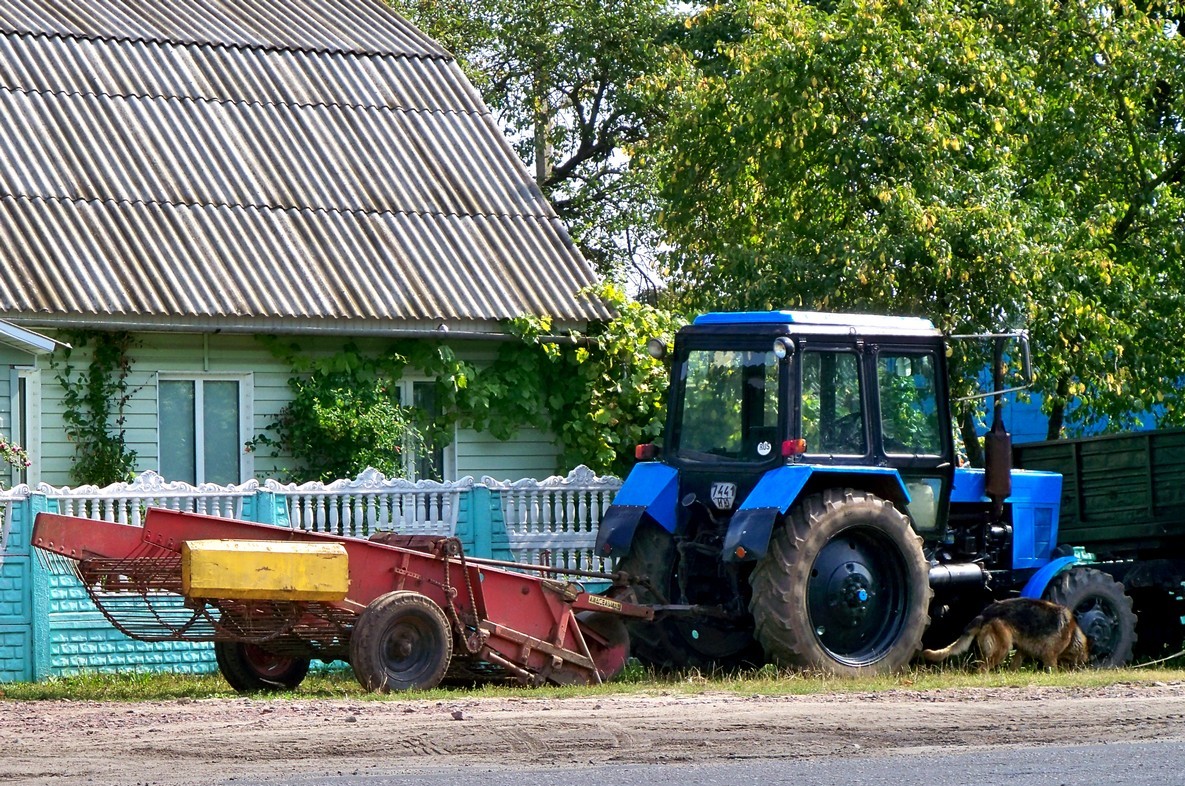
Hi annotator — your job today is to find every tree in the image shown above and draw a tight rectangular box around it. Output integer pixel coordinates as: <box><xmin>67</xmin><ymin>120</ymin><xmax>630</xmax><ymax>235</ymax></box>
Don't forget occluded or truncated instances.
<box><xmin>644</xmin><ymin>0</ymin><xmax>1185</xmax><ymax>439</ymax></box>
<box><xmin>389</xmin><ymin>0</ymin><xmax>677</xmax><ymax>291</ymax></box>
<box><xmin>1013</xmin><ymin>0</ymin><xmax>1185</xmax><ymax>435</ymax></box>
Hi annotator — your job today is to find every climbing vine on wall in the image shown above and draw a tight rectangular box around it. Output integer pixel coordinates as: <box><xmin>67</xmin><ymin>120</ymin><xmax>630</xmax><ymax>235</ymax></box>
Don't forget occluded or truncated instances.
<box><xmin>257</xmin><ymin>285</ymin><xmax>682</xmax><ymax>480</ymax></box>
<box><xmin>50</xmin><ymin>330</ymin><xmax>140</xmax><ymax>486</ymax></box>
<box><xmin>250</xmin><ymin>342</ymin><xmax>427</xmax><ymax>483</ymax></box>
<box><xmin>456</xmin><ymin>285</ymin><xmax>684</xmax><ymax>476</ymax></box>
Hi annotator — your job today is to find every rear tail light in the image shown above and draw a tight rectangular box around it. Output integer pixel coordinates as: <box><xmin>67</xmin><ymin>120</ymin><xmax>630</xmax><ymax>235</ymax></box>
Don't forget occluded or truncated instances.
<box><xmin>782</xmin><ymin>439</ymin><xmax>807</xmax><ymax>457</ymax></box>
<box><xmin>635</xmin><ymin>443</ymin><xmax>659</xmax><ymax>461</ymax></box>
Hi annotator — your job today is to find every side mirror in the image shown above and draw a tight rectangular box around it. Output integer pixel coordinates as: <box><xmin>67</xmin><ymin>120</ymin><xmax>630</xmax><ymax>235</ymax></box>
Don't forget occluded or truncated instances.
<box><xmin>948</xmin><ymin>329</ymin><xmax>1034</xmax><ymax>402</ymax></box>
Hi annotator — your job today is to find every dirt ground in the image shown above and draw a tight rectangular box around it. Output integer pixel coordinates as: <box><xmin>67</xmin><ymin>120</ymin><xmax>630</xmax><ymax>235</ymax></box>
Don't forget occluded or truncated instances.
<box><xmin>4</xmin><ymin>682</ymin><xmax>1185</xmax><ymax>785</ymax></box>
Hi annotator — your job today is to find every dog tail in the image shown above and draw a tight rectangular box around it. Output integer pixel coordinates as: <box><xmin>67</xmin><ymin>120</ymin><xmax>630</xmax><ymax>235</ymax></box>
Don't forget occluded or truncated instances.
<box><xmin>921</xmin><ymin>630</ymin><xmax>977</xmax><ymax>662</ymax></box>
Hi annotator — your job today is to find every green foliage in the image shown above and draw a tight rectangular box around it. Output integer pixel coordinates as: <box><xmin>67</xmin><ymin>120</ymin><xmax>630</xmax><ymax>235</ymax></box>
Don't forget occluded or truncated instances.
<box><xmin>644</xmin><ymin>0</ymin><xmax>1185</xmax><ymax>438</ymax></box>
<box><xmin>50</xmin><ymin>331</ymin><xmax>139</xmax><ymax>486</ymax></box>
<box><xmin>460</xmin><ymin>285</ymin><xmax>684</xmax><ymax>475</ymax></box>
<box><xmin>252</xmin><ymin>343</ymin><xmax>425</xmax><ymax>483</ymax></box>
<box><xmin>431</xmin><ymin>284</ymin><xmax>681</xmax><ymax>475</ymax></box>
<box><xmin>256</xmin><ymin>287</ymin><xmax>680</xmax><ymax>479</ymax></box>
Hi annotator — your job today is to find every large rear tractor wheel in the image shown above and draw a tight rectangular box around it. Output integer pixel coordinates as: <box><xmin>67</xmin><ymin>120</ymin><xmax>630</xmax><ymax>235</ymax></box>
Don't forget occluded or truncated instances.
<box><xmin>350</xmin><ymin>591</ymin><xmax>453</xmax><ymax>692</ymax></box>
<box><xmin>1044</xmin><ymin>567</ymin><xmax>1136</xmax><ymax>668</ymax></box>
<box><xmin>617</xmin><ymin>523</ymin><xmax>760</xmax><ymax>671</ymax></box>
<box><xmin>214</xmin><ymin>642</ymin><xmax>311</xmax><ymax>693</ymax></box>
<box><xmin>749</xmin><ymin>489</ymin><xmax>930</xmax><ymax>676</ymax></box>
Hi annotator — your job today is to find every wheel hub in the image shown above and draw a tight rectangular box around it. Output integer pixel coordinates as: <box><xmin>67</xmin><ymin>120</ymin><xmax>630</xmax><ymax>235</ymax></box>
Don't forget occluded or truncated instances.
<box><xmin>834</xmin><ymin>569</ymin><xmax>873</xmax><ymax>624</ymax></box>
<box><xmin>384</xmin><ymin>623</ymin><xmax>429</xmax><ymax>670</ymax></box>
<box><xmin>1078</xmin><ymin>604</ymin><xmax>1117</xmax><ymax>655</ymax></box>
<box><xmin>243</xmin><ymin>645</ymin><xmax>296</xmax><ymax>679</ymax></box>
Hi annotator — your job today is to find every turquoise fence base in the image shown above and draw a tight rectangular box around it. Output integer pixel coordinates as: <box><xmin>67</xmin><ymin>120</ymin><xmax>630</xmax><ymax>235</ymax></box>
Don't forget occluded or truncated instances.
<box><xmin>0</xmin><ymin>485</ymin><xmax>520</xmax><ymax>683</ymax></box>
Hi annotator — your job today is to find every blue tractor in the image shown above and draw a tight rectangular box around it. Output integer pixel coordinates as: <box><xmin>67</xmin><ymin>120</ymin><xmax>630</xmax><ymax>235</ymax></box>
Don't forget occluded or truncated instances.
<box><xmin>596</xmin><ymin>311</ymin><xmax>1136</xmax><ymax>674</ymax></box>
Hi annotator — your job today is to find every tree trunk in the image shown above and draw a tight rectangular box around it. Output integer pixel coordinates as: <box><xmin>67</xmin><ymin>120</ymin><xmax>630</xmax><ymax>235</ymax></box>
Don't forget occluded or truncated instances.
<box><xmin>1046</xmin><ymin>376</ymin><xmax>1070</xmax><ymax>440</ymax></box>
<box><xmin>958</xmin><ymin>407</ymin><xmax>983</xmax><ymax>467</ymax></box>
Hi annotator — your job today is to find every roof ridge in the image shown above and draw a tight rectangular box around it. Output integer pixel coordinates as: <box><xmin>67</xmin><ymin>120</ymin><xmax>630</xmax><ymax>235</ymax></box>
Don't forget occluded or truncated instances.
<box><xmin>0</xmin><ymin>24</ymin><xmax>453</xmax><ymax>65</ymax></box>
<box><xmin>0</xmin><ymin>190</ymin><xmax>558</xmax><ymax>225</ymax></box>
<box><xmin>0</xmin><ymin>74</ymin><xmax>485</xmax><ymax>119</ymax></box>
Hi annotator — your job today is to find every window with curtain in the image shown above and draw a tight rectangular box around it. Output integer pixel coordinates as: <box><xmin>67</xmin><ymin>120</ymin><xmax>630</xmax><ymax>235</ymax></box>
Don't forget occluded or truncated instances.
<box><xmin>158</xmin><ymin>376</ymin><xmax>248</xmax><ymax>485</ymax></box>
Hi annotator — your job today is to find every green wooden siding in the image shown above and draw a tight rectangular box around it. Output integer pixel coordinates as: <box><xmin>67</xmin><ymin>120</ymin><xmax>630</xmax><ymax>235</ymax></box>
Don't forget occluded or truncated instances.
<box><xmin>456</xmin><ymin>426</ymin><xmax>562</xmax><ymax>480</ymax></box>
<box><xmin>33</xmin><ymin>332</ymin><xmax>564</xmax><ymax>486</ymax></box>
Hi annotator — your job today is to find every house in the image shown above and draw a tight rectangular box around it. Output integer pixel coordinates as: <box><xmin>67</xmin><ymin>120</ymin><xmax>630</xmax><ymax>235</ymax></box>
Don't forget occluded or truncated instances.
<box><xmin>0</xmin><ymin>0</ymin><xmax>611</xmax><ymax>488</ymax></box>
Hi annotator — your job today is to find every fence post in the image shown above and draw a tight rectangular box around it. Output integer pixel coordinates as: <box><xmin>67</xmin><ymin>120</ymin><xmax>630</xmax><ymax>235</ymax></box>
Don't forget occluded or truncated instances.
<box><xmin>27</xmin><ymin>492</ymin><xmax>55</xmax><ymax>681</ymax></box>
<box><xmin>469</xmin><ymin>487</ymin><xmax>493</xmax><ymax>558</ymax></box>
<box><xmin>242</xmin><ymin>490</ymin><xmax>290</xmax><ymax>527</ymax></box>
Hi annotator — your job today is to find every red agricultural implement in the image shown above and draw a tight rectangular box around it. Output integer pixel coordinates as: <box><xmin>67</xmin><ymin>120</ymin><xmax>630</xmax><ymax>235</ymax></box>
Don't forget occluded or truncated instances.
<box><xmin>32</xmin><ymin>508</ymin><xmax>650</xmax><ymax>693</ymax></box>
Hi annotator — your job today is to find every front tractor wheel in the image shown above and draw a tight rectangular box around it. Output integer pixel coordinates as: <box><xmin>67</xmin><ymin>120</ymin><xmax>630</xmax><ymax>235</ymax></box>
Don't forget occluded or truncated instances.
<box><xmin>749</xmin><ymin>489</ymin><xmax>931</xmax><ymax>676</ymax></box>
<box><xmin>617</xmin><ymin>523</ymin><xmax>760</xmax><ymax>671</ymax></box>
<box><xmin>1044</xmin><ymin>566</ymin><xmax>1137</xmax><ymax>668</ymax></box>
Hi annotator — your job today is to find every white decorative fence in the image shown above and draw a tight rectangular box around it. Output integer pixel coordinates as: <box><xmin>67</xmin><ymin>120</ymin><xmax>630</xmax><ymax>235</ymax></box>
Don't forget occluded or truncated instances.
<box><xmin>41</xmin><ymin>472</ymin><xmax>253</xmax><ymax>524</ymax></box>
<box><xmin>27</xmin><ymin>466</ymin><xmax>621</xmax><ymax>575</ymax></box>
<box><xmin>485</xmin><ymin>466</ymin><xmax>622</xmax><ymax>576</ymax></box>
<box><xmin>264</xmin><ymin>468</ymin><xmax>471</xmax><ymax>538</ymax></box>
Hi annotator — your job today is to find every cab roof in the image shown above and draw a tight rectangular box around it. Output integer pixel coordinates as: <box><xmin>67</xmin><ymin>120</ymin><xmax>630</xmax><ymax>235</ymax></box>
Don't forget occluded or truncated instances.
<box><xmin>691</xmin><ymin>310</ymin><xmax>940</xmax><ymax>336</ymax></box>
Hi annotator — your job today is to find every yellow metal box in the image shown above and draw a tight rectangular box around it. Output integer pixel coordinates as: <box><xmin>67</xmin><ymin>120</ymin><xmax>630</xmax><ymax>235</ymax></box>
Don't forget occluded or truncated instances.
<box><xmin>181</xmin><ymin>539</ymin><xmax>350</xmax><ymax>601</ymax></box>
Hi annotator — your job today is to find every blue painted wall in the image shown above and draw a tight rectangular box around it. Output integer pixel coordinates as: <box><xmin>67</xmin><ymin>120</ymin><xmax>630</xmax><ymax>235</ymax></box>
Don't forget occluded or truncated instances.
<box><xmin>979</xmin><ymin>390</ymin><xmax>1158</xmax><ymax>444</ymax></box>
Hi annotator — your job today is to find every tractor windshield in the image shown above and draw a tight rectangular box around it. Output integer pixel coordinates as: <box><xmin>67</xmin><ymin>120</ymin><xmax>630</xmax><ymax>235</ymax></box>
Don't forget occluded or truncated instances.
<box><xmin>674</xmin><ymin>348</ymin><xmax>780</xmax><ymax>463</ymax></box>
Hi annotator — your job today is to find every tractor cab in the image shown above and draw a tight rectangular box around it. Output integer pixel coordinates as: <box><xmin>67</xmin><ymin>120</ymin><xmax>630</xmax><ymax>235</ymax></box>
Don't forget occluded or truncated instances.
<box><xmin>599</xmin><ymin>310</ymin><xmax>957</xmax><ymax>562</ymax></box>
<box><xmin>669</xmin><ymin>311</ymin><xmax>955</xmax><ymax>536</ymax></box>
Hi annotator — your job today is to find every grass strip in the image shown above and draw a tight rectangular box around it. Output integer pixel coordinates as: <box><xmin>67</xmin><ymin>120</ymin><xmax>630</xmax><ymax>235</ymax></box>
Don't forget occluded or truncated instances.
<box><xmin>2</xmin><ymin>659</ymin><xmax>1183</xmax><ymax>702</ymax></box>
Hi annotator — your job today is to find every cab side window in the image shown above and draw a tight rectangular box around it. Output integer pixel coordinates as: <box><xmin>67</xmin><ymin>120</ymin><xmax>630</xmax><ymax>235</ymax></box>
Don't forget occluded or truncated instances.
<box><xmin>802</xmin><ymin>351</ymin><xmax>866</xmax><ymax>455</ymax></box>
<box><xmin>877</xmin><ymin>351</ymin><xmax>942</xmax><ymax>456</ymax></box>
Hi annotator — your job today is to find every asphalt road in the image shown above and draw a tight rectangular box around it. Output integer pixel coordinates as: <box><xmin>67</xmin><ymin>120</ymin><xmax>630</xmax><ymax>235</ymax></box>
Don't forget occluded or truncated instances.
<box><xmin>230</xmin><ymin>740</ymin><xmax>1185</xmax><ymax>786</ymax></box>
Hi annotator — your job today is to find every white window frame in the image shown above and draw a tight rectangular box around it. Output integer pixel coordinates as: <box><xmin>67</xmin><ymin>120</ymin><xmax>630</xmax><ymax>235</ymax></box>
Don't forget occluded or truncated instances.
<box><xmin>157</xmin><ymin>372</ymin><xmax>254</xmax><ymax>485</ymax></box>
<box><xmin>12</xmin><ymin>366</ymin><xmax>37</xmax><ymax>487</ymax></box>
<box><xmin>395</xmin><ymin>377</ymin><xmax>456</xmax><ymax>481</ymax></box>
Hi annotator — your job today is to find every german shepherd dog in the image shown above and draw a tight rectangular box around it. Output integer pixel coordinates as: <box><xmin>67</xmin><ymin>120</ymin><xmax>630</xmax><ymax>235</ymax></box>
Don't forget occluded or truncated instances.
<box><xmin>922</xmin><ymin>598</ymin><xmax>1090</xmax><ymax>671</ymax></box>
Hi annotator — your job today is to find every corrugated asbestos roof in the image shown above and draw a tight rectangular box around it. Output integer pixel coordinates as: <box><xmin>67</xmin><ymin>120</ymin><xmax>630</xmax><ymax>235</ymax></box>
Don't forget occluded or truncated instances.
<box><xmin>0</xmin><ymin>0</ymin><xmax>609</xmax><ymax>332</ymax></box>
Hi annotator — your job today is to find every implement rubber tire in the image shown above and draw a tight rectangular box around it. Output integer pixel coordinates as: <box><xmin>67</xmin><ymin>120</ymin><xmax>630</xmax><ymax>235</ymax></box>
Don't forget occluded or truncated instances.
<box><xmin>350</xmin><ymin>591</ymin><xmax>453</xmax><ymax>692</ymax></box>
<box><xmin>1044</xmin><ymin>566</ymin><xmax>1136</xmax><ymax>668</ymax></box>
<box><xmin>618</xmin><ymin>523</ymin><xmax>759</xmax><ymax>672</ymax></box>
<box><xmin>214</xmin><ymin>642</ymin><xmax>310</xmax><ymax>693</ymax></box>
<box><xmin>749</xmin><ymin>489</ymin><xmax>931</xmax><ymax>676</ymax></box>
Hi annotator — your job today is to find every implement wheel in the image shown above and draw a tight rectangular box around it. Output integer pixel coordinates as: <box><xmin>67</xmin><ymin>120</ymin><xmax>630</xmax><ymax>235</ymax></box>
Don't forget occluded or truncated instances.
<box><xmin>749</xmin><ymin>489</ymin><xmax>930</xmax><ymax>676</ymax></box>
<box><xmin>350</xmin><ymin>591</ymin><xmax>453</xmax><ymax>692</ymax></box>
<box><xmin>214</xmin><ymin>642</ymin><xmax>310</xmax><ymax>693</ymax></box>
<box><xmin>1044</xmin><ymin>566</ymin><xmax>1137</xmax><ymax>668</ymax></box>
<box><xmin>618</xmin><ymin>523</ymin><xmax>760</xmax><ymax>671</ymax></box>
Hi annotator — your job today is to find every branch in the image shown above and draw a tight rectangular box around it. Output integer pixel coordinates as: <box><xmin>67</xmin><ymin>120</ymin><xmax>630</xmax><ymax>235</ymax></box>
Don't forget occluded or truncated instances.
<box><xmin>1113</xmin><ymin>149</ymin><xmax>1185</xmax><ymax>240</ymax></box>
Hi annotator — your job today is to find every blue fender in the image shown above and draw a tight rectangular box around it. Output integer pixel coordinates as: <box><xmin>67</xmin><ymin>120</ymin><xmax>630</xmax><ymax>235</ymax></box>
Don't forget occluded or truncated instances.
<box><xmin>1020</xmin><ymin>555</ymin><xmax>1079</xmax><ymax>599</ymax></box>
<box><xmin>594</xmin><ymin>462</ymin><xmax>679</xmax><ymax>557</ymax></box>
<box><xmin>722</xmin><ymin>465</ymin><xmax>911</xmax><ymax>562</ymax></box>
